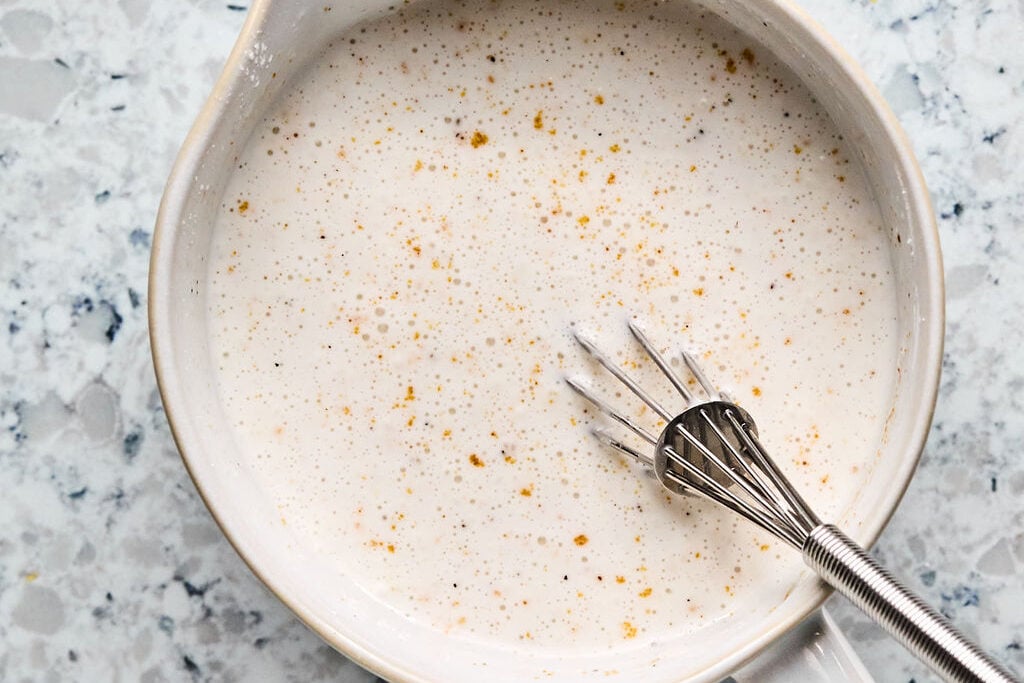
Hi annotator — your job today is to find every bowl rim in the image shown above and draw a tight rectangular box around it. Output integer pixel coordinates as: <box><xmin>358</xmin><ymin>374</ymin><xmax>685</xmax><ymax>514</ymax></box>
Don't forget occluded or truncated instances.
<box><xmin>149</xmin><ymin>0</ymin><xmax>945</xmax><ymax>680</ymax></box>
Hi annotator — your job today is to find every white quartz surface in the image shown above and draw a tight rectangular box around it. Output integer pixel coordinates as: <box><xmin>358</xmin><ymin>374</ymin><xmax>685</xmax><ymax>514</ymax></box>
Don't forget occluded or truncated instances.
<box><xmin>0</xmin><ymin>1</ymin><xmax>1021</xmax><ymax>681</ymax></box>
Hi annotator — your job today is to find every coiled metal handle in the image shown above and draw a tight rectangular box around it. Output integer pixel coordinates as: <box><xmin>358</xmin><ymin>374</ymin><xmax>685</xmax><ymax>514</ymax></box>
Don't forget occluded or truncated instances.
<box><xmin>803</xmin><ymin>524</ymin><xmax>1019</xmax><ymax>683</ymax></box>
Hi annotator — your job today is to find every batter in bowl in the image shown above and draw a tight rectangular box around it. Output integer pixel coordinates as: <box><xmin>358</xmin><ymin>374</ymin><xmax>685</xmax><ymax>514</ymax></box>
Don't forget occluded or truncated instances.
<box><xmin>207</xmin><ymin>0</ymin><xmax>898</xmax><ymax>653</ymax></box>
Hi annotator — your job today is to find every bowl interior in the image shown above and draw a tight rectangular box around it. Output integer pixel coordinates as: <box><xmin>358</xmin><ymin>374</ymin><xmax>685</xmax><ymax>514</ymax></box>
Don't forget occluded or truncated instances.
<box><xmin>150</xmin><ymin>1</ymin><xmax>942</xmax><ymax>680</ymax></box>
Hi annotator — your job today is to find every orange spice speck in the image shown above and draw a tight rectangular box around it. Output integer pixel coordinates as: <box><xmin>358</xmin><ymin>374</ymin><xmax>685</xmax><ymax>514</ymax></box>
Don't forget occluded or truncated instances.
<box><xmin>609</xmin><ymin>143</ymin><xmax>621</xmax><ymax>153</ymax></box>
<box><xmin>469</xmin><ymin>453</ymin><xmax>484</xmax><ymax>467</ymax></box>
<box><xmin>470</xmin><ymin>131</ymin><xmax>489</xmax><ymax>148</ymax></box>
<box><xmin>574</xmin><ymin>534</ymin><xmax>589</xmax><ymax>546</ymax></box>
<box><xmin>622</xmin><ymin>622</ymin><xmax>637</xmax><ymax>639</ymax></box>
<box><xmin>237</xmin><ymin>200</ymin><xmax>249</xmax><ymax>214</ymax></box>
<box><xmin>752</xmin><ymin>386</ymin><xmax>762</xmax><ymax>397</ymax></box>
<box><xmin>615</xmin><ymin>576</ymin><xmax>625</xmax><ymax>584</ymax></box>
<box><xmin>638</xmin><ymin>587</ymin><xmax>652</xmax><ymax>598</ymax></box>
<box><xmin>533</xmin><ymin>111</ymin><xmax>544</xmax><ymax>130</ymax></box>
<box><xmin>594</xmin><ymin>94</ymin><xmax>604</xmax><ymax>105</ymax></box>
<box><xmin>693</xmin><ymin>287</ymin><xmax>704</xmax><ymax>296</ymax></box>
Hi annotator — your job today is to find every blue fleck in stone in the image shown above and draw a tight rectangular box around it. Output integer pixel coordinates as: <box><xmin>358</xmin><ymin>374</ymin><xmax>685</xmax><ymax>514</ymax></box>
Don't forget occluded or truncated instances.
<box><xmin>942</xmin><ymin>584</ymin><xmax>980</xmax><ymax>608</ymax></box>
<box><xmin>129</xmin><ymin>228</ymin><xmax>150</xmax><ymax>248</ymax></box>
<box><xmin>102</xmin><ymin>301</ymin><xmax>123</xmax><ymax>342</ymax></box>
<box><xmin>124</xmin><ymin>430</ymin><xmax>142</xmax><ymax>460</ymax></box>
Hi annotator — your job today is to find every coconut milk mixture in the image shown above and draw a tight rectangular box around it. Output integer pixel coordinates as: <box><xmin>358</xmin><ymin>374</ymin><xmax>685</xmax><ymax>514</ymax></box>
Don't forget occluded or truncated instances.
<box><xmin>207</xmin><ymin>0</ymin><xmax>898</xmax><ymax>652</ymax></box>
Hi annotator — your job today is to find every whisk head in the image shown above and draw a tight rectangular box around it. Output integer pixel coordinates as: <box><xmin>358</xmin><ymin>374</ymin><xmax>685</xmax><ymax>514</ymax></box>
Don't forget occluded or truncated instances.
<box><xmin>567</xmin><ymin>321</ymin><xmax>821</xmax><ymax>549</ymax></box>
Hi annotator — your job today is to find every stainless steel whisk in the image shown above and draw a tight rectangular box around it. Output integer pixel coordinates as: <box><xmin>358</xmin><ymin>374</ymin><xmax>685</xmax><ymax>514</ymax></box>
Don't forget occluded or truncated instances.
<box><xmin>567</xmin><ymin>322</ymin><xmax>1019</xmax><ymax>683</ymax></box>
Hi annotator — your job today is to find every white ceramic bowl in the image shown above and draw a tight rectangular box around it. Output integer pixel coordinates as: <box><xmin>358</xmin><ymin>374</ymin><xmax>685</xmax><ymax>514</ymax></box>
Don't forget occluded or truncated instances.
<box><xmin>150</xmin><ymin>0</ymin><xmax>943</xmax><ymax>680</ymax></box>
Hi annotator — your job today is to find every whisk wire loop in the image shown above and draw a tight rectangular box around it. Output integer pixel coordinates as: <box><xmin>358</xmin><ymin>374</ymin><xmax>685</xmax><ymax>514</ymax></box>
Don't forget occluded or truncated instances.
<box><xmin>565</xmin><ymin>377</ymin><xmax>659</xmax><ymax>446</ymax></box>
<box><xmin>734</xmin><ymin>420</ymin><xmax>821</xmax><ymax>534</ymax></box>
<box><xmin>592</xmin><ymin>427</ymin><xmax>655</xmax><ymax>468</ymax></box>
<box><xmin>680</xmin><ymin>349</ymin><xmax>721</xmax><ymax>401</ymax></box>
<box><xmin>573</xmin><ymin>332</ymin><xmax>674</xmax><ymax>422</ymax></box>
<box><xmin>701</xmin><ymin>411</ymin><xmax>812</xmax><ymax>537</ymax></box>
<box><xmin>687</xmin><ymin>412</ymin><xmax>775</xmax><ymax>502</ymax></box>
<box><xmin>671</xmin><ymin>425</ymin><xmax>792</xmax><ymax>536</ymax></box>
<box><xmin>627</xmin><ymin>321</ymin><xmax>694</xmax><ymax>404</ymax></box>
<box><xmin>663</xmin><ymin>439</ymin><xmax>805</xmax><ymax>548</ymax></box>
<box><xmin>660</xmin><ymin>450</ymin><xmax>800</xmax><ymax>545</ymax></box>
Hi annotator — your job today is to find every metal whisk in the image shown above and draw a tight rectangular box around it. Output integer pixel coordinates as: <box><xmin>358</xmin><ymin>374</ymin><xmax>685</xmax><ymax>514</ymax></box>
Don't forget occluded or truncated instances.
<box><xmin>567</xmin><ymin>322</ymin><xmax>1019</xmax><ymax>683</ymax></box>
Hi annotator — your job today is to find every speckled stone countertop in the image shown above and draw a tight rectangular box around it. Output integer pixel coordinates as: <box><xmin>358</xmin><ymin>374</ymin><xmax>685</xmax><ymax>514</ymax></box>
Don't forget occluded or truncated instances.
<box><xmin>0</xmin><ymin>1</ymin><xmax>1020</xmax><ymax>681</ymax></box>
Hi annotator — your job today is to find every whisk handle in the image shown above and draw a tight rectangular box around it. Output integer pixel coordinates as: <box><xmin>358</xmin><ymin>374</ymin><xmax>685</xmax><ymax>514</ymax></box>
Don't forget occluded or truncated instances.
<box><xmin>802</xmin><ymin>524</ymin><xmax>1019</xmax><ymax>683</ymax></box>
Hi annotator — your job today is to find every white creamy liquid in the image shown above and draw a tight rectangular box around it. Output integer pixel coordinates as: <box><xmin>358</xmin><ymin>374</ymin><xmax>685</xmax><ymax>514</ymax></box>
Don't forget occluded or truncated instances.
<box><xmin>207</xmin><ymin>0</ymin><xmax>898</xmax><ymax>653</ymax></box>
